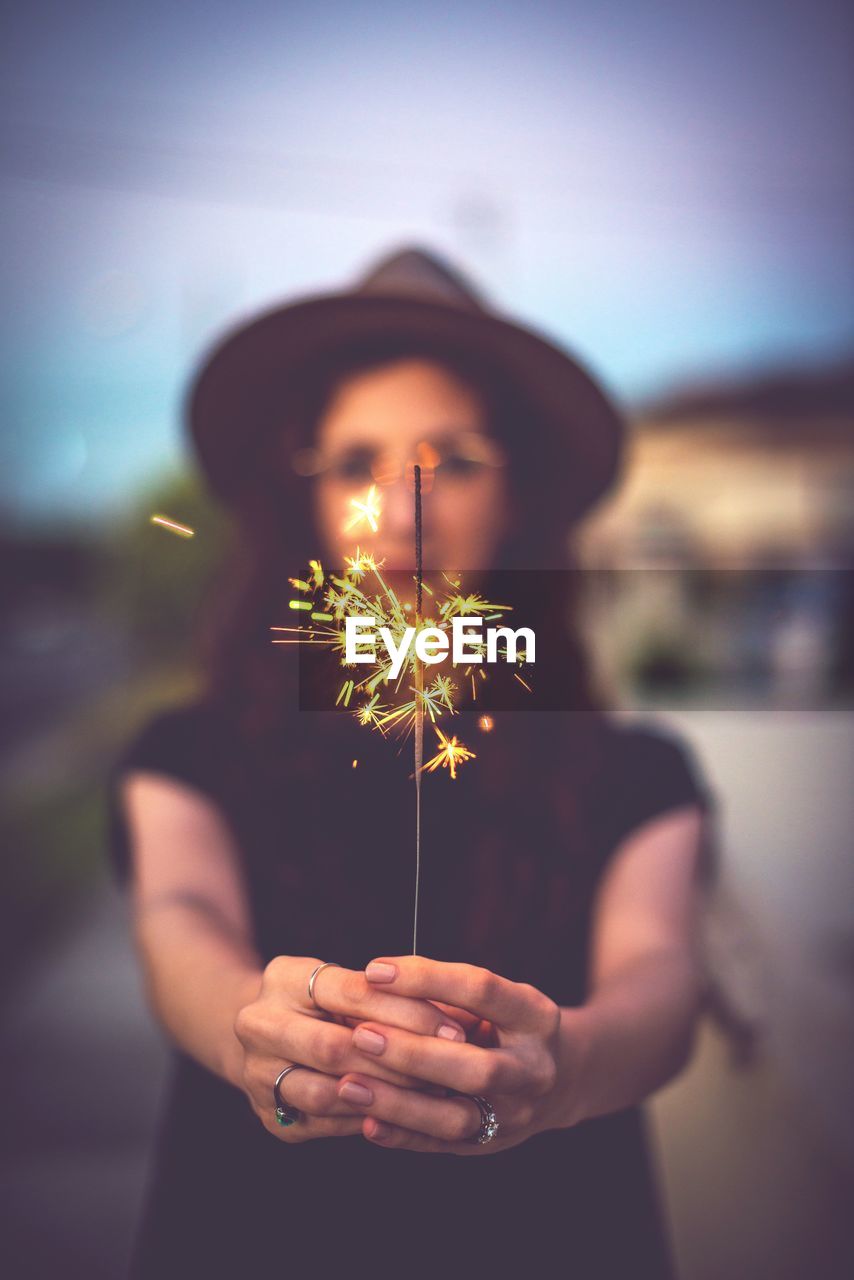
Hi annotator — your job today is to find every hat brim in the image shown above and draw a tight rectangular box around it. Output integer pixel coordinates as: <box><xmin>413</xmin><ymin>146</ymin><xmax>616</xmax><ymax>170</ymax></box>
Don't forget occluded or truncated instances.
<box><xmin>185</xmin><ymin>291</ymin><xmax>625</xmax><ymax>518</ymax></box>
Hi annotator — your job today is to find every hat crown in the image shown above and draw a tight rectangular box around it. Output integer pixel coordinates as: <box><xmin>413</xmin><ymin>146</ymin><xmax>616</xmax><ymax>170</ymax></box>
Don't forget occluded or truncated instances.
<box><xmin>354</xmin><ymin>245</ymin><xmax>487</xmax><ymax>315</ymax></box>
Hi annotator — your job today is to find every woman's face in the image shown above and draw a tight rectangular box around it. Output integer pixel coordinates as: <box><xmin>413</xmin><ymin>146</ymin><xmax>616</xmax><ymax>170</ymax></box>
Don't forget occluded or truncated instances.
<box><xmin>311</xmin><ymin>358</ymin><xmax>511</xmax><ymax>571</ymax></box>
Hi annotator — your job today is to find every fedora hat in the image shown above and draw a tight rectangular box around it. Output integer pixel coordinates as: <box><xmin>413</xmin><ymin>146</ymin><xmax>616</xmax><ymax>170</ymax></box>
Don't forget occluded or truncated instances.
<box><xmin>186</xmin><ymin>243</ymin><xmax>625</xmax><ymax>519</ymax></box>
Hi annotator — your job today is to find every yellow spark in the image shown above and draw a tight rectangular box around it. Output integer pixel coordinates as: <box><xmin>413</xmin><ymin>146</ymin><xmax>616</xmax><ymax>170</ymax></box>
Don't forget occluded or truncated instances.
<box><xmin>344</xmin><ymin>485</ymin><xmax>382</xmax><ymax>534</ymax></box>
<box><xmin>424</xmin><ymin>675</ymin><xmax>456</xmax><ymax>716</ymax></box>
<box><xmin>421</xmin><ymin>728</ymin><xmax>476</xmax><ymax>780</ymax></box>
<box><xmin>150</xmin><ymin>514</ymin><xmax>194</xmax><ymax>538</ymax></box>
<box><xmin>478</xmin><ymin>715</ymin><xmax>494</xmax><ymax>732</ymax></box>
<box><xmin>336</xmin><ymin>680</ymin><xmax>355</xmax><ymax>707</ymax></box>
<box><xmin>344</xmin><ymin>548</ymin><xmax>384</xmax><ymax>578</ymax></box>
<box><xmin>352</xmin><ymin>759</ymin><xmax>358</xmax><ymax>769</ymax></box>
<box><xmin>356</xmin><ymin>694</ymin><xmax>385</xmax><ymax>729</ymax></box>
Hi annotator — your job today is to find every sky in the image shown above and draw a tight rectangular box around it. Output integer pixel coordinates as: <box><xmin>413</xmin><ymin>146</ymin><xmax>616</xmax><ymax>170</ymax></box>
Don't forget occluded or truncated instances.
<box><xmin>1</xmin><ymin>0</ymin><xmax>852</xmax><ymax>525</ymax></box>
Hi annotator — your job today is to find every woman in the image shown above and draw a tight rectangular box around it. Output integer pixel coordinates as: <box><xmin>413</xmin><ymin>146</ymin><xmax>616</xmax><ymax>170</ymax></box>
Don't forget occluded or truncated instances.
<box><xmin>108</xmin><ymin>245</ymin><xmax>718</xmax><ymax>1278</ymax></box>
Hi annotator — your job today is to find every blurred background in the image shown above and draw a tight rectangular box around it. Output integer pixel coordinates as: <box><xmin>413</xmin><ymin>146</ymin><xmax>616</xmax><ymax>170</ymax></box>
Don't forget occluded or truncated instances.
<box><xmin>1</xmin><ymin>2</ymin><xmax>852</xmax><ymax>1276</ymax></box>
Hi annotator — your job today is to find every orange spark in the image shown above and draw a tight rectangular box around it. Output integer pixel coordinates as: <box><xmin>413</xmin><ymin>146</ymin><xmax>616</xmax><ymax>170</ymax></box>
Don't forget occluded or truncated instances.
<box><xmin>421</xmin><ymin>727</ymin><xmax>476</xmax><ymax>780</ymax></box>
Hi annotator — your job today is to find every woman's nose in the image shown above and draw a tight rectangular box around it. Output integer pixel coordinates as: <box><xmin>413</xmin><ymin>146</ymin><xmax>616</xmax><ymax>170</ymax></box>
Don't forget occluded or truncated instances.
<box><xmin>380</xmin><ymin>478</ymin><xmax>416</xmax><ymax>536</ymax></box>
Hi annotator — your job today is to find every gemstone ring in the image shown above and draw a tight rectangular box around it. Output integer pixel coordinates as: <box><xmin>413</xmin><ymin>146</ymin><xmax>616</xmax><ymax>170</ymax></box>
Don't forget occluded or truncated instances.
<box><xmin>273</xmin><ymin>1064</ymin><xmax>317</xmax><ymax>1127</ymax></box>
<box><xmin>467</xmin><ymin>1094</ymin><xmax>500</xmax><ymax>1144</ymax></box>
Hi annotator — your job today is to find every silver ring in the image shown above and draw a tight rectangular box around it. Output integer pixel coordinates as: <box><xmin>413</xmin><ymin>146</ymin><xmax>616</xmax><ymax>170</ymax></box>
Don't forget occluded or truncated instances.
<box><xmin>468</xmin><ymin>1094</ymin><xmax>500</xmax><ymax>1144</ymax></box>
<box><xmin>273</xmin><ymin>1064</ymin><xmax>317</xmax><ymax>1127</ymax></box>
<box><xmin>308</xmin><ymin>961</ymin><xmax>341</xmax><ymax>1010</ymax></box>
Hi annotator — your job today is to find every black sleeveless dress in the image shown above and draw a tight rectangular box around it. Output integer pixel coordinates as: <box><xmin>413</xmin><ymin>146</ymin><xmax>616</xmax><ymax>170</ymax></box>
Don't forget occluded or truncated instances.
<box><xmin>106</xmin><ymin>697</ymin><xmax>716</xmax><ymax>1279</ymax></box>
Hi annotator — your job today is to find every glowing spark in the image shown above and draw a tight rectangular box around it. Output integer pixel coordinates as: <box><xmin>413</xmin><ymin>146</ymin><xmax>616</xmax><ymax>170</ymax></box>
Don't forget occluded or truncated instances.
<box><xmin>421</xmin><ymin>727</ymin><xmax>476</xmax><ymax>780</ymax></box>
<box><xmin>344</xmin><ymin>485</ymin><xmax>382</xmax><ymax>534</ymax></box>
<box><xmin>478</xmin><ymin>715</ymin><xmax>494</xmax><ymax>732</ymax></box>
<box><xmin>352</xmin><ymin>759</ymin><xmax>358</xmax><ymax>769</ymax></box>
<box><xmin>344</xmin><ymin>548</ymin><xmax>384</xmax><ymax>579</ymax></box>
<box><xmin>150</xmin><ymin>514</ymin><xmax>194</xmax><ymax>538</ymax></box>
<box><xmin>356</xmin><ymin>694</ymin><xmax>385</xmax><ymax>729</ymax></box>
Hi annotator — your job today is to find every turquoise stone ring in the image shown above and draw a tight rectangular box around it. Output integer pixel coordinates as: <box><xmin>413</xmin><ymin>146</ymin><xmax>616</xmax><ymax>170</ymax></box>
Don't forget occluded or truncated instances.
<box><xmin>273</xmin><ymin>1064</ymin><xmax>316</xmax><ymax>1126</ymax></box>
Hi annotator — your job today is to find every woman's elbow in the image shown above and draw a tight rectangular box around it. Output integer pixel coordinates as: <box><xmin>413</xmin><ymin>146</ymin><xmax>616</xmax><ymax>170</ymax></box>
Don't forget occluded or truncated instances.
<box><xmin>665</xmin><ymin>978</ymin><xmax>703</xmax><ymax>1083</ymax></box>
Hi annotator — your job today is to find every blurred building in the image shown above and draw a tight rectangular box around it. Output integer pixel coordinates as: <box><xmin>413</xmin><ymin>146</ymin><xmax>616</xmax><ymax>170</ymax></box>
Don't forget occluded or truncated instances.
<box><xmin>576</xmin><ymin>361</ymin><xmax>854</xmax><ymax>705</ymax></box>
<box><xmin>580</xmin><ymin>359</ymin><xmax>854</xmax><ymax>570</ymax></box>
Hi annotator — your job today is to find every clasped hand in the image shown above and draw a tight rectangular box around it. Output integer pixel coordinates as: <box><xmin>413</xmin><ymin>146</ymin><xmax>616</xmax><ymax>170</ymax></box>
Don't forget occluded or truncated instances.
<box><xmin>234</xmin><ymin>955</ymin><xmax>564</xmax><ymax>1154</ymax></box>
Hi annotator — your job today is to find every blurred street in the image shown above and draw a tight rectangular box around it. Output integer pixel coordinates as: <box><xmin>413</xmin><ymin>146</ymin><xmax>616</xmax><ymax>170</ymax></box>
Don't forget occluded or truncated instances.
<box><xmin>0</xmin><ymin>887</ymin><xmax>170</xmax><ymax>1279</ymax></box>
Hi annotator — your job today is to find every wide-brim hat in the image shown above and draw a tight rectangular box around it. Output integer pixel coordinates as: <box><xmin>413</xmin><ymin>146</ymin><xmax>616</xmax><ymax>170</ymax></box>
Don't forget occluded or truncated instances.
<box><xmin>186</xmin><ymin>243</ymin><xmax>626</xmax><ymax>519</ymax></box>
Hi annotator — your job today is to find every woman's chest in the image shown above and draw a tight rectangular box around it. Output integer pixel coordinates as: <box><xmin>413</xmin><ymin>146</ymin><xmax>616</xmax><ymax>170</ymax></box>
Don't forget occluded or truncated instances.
<box><xmin>225</xmin><ymin>725</ymin><xmax>604</xmax><ymax>1003</ymax></box>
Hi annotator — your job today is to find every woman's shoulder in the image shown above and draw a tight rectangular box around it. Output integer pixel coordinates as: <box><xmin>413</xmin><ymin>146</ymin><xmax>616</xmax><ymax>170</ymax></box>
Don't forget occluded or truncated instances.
<box><xmin>591</xmin><ymin>712</ymin><xmax>718</xmax><ymax>850</ymax></box>
<box><xmin>602</xmin><ymin>712</ymin><xmax>708</xmax><ymax>776</ymax></box>
<box><xmin>112</xmin><ymin>694</ymin><xmax>236</xmax><ymax>787</ymax></box>
<box><xmin>106</xmin><ymin>696</ymin><xmax>239</xmax><ymax>889</ymax></box>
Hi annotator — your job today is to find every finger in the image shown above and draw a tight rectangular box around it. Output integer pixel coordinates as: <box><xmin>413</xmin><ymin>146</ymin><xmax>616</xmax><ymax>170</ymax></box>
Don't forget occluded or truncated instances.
<box><xmin>278</xmin><ymin>1014</ymin><xmax>438</xmax><ymax>1089</ymax></box>
<box><xmin>361</xmin><ymin>1117</ymin><xmax>459</xmax><ymax>1154</ymax></box>
<box><xmin>263</xmin><ymin>1064</ymin><xmax>355</xmax><ymax>1119</ymax></box>
<box><xmin>273</xmin><ymin>1113</ymin><xmax>367</xmax><ymax>1143</ymax></box>
<box><xmin>336</xmin><ymin>1072</ymin><xmax>482</xmax><ymax>1143</ymax></box>
<box><xmin>428</xmin><ymin>1002</ymin><xmax>498</xmax><ymax>1046</ymax></box>
<box><xmin>240</xmin><ymin>1004</ymin><xmax>439</xmax><ymax>1092</ymax></box>
<box><xmin>270</xmin><ymin>1061</ymin><xmax>446</xmax><ymax>1117</ymax></box>
<box><xmin>282</xmin><ymin>958</ymin><xmax>467</xmax><ymax>1041</ymax></box>
<box><xmin>427</xmin><ymin>1001</ymin><xmax>483</xmax><ymax>1036</ymax></box>
<box><xmin>365</xmin><ymin>956</ymin><xmax>557</xmax><ymax>1034</ymax></box>
<box><xmin>349</xmin><ymin>1022</ymin><xmax>526</xmax><ymax>1095</ymax></box>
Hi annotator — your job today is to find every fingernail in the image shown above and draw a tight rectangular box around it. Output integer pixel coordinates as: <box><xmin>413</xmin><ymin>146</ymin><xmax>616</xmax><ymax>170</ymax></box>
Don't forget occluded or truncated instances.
<box><xmin>368</xmin><ymin>1119</ymin><xmax>391</xmax><ymax>1141</ymax></box>
<box><xmin>365</xmin><ymin>961</ymin><xmax>397</xmax><ymax>983</ymax></box>
<box><xmin>339</xmin><ymin>1080</ymin><xmax>373</xmax><ymax>1105</ymax></box>
<box><xmin>353</xmin><ymin>1027</ymin><xmax>386</xmax><ymax>1054</ymax></box>
<box><xmin>437</xmin><ymin>1024</ymin><xmax>465</xmax><ymax>1041</ymax></box>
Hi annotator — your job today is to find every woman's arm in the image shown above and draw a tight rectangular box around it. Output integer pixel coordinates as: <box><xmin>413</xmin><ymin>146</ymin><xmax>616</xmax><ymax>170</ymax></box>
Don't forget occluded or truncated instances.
<box><xmin>120</xmin><ymin>771</ymin><xmax>265</xmax><ymax>1087</ymax></box>
<box><xmin>551</xmin><ymin>802</ymin><xmax>706</xmax><ymax>1127</ymax></box>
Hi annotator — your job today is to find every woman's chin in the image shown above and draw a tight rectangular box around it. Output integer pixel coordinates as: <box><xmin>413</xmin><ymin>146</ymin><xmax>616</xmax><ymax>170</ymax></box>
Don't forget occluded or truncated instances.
<box><xmin>370</xmin><ymin>545</ymin><xmax>441</xmax><ymax>570</ymax></box>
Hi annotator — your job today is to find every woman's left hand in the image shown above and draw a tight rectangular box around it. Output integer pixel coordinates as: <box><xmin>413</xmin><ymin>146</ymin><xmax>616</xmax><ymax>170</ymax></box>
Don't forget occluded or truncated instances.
<box><xmin>335</xmin><ymin>955</ymin><xmax>567</xmax><ymax>1154</ymax></box>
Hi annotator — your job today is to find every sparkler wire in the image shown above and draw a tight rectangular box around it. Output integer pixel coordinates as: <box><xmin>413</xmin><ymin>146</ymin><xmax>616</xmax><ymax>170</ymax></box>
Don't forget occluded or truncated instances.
<box><xmin>413</xmin><ymin>463</ymin><xmax>423</xmax><ymax>955</ymax></box>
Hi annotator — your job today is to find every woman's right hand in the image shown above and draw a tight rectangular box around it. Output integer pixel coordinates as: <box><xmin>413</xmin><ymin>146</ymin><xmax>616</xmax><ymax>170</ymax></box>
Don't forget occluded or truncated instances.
<box><xmin>233</xmin><ymin>955</ymin><xmax>466</xmax><ymax>1142</ymax></box>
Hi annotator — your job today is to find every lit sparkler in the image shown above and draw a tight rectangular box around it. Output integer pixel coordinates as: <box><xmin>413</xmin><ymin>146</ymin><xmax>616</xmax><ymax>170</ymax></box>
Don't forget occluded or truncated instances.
<box><xmin>271</xmin><ymin>475</ymin><xmax>533</xmax><ymax>953</ymax></box>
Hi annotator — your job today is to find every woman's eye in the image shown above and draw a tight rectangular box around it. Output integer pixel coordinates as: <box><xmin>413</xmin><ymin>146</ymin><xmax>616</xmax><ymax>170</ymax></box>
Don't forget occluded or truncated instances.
<box><xmin>330</xmin><ymin>453</ymin><xmax>375</xmax><ymax>481</ymax></box>
<box><xmin>439</xmin><ymin>454</ymin><xmax>482</xmax><ymax>477</ymax></box>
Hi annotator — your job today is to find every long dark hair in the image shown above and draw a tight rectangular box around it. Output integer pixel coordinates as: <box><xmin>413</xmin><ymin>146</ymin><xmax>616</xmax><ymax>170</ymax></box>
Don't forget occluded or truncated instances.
<box><xmin>195</xmin><ymin>332</ymin><xmax>612</xmax><ymax>740</ymax></box>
